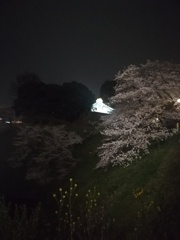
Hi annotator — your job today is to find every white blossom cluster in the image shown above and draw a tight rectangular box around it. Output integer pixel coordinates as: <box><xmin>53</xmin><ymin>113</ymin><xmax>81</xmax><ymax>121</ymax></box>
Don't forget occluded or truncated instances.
<box><xmin>11</xmin><ymin>125</ymin><xmax>82</xmax><ymax>184</ymax></box>
<box><xmin>97</xmin><ymin>61</ymin><xmax>180</xmax><ymax>168</ymax></box>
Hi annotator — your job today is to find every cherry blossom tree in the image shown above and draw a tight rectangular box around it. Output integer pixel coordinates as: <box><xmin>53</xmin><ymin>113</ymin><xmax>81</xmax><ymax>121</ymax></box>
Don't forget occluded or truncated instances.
<box><xmin>10</xmin><ymin>125</ymin><xmax>82</xmax><ymax>184</ymax></box>
<box><xmin>97</xmin><ymin>61</ymin><xmax>180</xmax><ymax>168</ymax></box>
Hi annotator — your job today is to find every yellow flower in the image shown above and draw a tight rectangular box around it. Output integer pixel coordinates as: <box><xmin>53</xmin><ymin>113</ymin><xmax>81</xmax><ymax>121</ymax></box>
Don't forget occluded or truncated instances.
<box><xmin>59</xmin><ymin>188</ymin><xmax>62</xmax><ymax>192</ymax></box>
<box><xmin>53</xmin><ymin>194</ymin><xmax>56</xmax><ymax>198</ymax></box>
<box><xmin>133</xmin><ymin>188</ymin><xmax>143</xmax><ymax>198</ymax></box>
<box><xmin>69</xmin><ymin>178</ymin><xmax>73</xmax><ymax>182</ymax></box>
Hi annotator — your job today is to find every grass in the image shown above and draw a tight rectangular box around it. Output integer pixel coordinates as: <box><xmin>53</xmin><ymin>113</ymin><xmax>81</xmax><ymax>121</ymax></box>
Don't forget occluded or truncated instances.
<box><xmin>67</xmin><ymin>128</ymin><xmax>180</xmax><ymax>239</ymax></box>
<box><xmin>0</xmin><ymin>122</ymin><xmax>180</xmax><ymax>239</ymax></box>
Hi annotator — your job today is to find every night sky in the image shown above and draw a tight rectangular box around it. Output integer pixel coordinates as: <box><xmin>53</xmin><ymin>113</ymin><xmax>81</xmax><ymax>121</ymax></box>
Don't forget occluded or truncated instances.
<box><xmin>1</xmin><ymin>0</ymin><xmax>180</xmax><ymax>105</ymax></box>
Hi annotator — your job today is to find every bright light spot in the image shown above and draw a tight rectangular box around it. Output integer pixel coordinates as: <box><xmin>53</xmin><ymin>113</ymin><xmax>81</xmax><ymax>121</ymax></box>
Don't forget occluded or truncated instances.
<box><xmin>5</xmin><ymin>121</ymin><xmax>10</xmax><ymax>124</ymax></box>
<box><xmin>177</xmin><ymin>99</ymin><xmax>180</xmax><ymax>103</ymax></box>
<box><xmin>96</xmin><ymin>98</ymin><xmax>103</xmax><ymax>104</ymax></box>
<box><xmin>91</xmin><ymin>98</ymin><xmax>114</xmax><ymax>114</ymax></box>
<box><xmin>0</xmin><ymin>117</ymin><xmax>3</xmax><ymax>121</ymax></box>
<box><xmin>12</xmin><ymin>120</ymin><xmax>23</xmax><ymax>124</ymax></box>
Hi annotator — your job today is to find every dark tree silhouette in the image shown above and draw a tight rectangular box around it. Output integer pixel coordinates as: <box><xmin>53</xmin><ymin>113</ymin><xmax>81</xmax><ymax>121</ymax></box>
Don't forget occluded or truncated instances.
<box><xmin>100</xmin><ymin>80</ymin><xmax>116</xmax><ymax>102</ymax></box>
<box><xmin>13</xmin><ymin>74</ymin><xmax>95</xmax><ymax>121</ymax></box>
<box><xmin>61</xmin><ymin>81</ymin><xmax>95</xmax><ymax>120</ymax></box>
<box><xmin>13</xmin><ymin>73</ymin><xmax>45</xmax><ymax>117</ymax></box>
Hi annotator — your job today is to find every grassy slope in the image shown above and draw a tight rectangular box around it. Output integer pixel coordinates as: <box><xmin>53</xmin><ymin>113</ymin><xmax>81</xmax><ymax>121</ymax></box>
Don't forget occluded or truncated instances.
<box><xmin>67</xmin><ymin>122</ymin><xmax>180</xmax><ymax>239</ymax></box>
<box><xmin>0</xmin><ymin>122</ymin><xmax>179</xmax><ymax>239</ymax></box>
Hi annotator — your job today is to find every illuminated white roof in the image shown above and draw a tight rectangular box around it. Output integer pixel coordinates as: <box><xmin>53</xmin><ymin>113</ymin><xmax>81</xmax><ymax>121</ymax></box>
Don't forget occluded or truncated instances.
<box><xmin>91</xmin><ymin>98</ymin><xmax>114</xmax><ymax>114</ymax></box>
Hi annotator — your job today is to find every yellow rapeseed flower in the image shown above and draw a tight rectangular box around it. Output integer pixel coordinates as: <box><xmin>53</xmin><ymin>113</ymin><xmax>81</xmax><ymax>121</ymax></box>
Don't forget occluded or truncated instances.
<box><xmin>133</xmin><ymin>188</ymin><xmax>143</xmax><ymax>198</ymax></box>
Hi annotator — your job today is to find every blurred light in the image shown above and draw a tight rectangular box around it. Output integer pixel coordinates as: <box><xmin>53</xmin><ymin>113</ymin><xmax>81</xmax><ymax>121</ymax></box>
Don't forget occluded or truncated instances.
<box><xmin>12</xmin><ymin>120</ymin><xmax>23</xmax><ymax>124</ymax></box>
<box><xmin>91</xmin><ymin>98</ymin><xmax>114</xmax><ymax>114</ymax></box>
<box><xmin>177</xmin><ymin>99</ymin><xmax>180</xmax><ymax>103</ymax></box>
<box><xmin>96</xmin><ymin>98</ymin><xmax>103</xmax><ymax>104</ymax></box>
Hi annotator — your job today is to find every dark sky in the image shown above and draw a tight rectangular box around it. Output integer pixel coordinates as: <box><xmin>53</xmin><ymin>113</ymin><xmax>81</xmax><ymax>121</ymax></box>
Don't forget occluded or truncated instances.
<box><xmin>1</xmin><ymin>0</ymin><xmax>180</xmax><ymax>105</ymax></box>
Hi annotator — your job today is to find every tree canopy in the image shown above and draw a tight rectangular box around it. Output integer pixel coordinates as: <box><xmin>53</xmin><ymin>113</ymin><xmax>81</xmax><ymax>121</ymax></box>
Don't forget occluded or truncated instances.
<box><xmin>97</xmin><ymin>61</ymin><xmax>180</xmax><ymax>168</ymax></box>
<box><xmin>13</xmin><ymin>74</ymin><xmax>95</xmax><ymax>121</ymax></box>
<box><xmin>10</xmin><ymin>125</ymin><xmax>82</xmax><ymax>184</ymax></box>
<box><xmin>100</xmin><ymin>79</ymin><xmax>116</xmax><ymax>102</ymax></box>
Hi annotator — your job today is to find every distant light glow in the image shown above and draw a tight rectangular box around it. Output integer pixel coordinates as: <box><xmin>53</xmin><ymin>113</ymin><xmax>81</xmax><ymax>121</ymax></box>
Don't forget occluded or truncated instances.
<box><xmin>91</xmin><ymin>98</ymin><xmax>114</xmax><ymax>114</ymax></box>
<box><xmin>177</xmin><ymin>99</ymin><xmax>180</xmax><ymax>103</ymax></box>
<box><xmin>96</xmin><ymin>98</ymin><xmax>103</xmax><ymax>104</ymax></box>
<box><xmin>12</xmin><ymin>120</ymin><xmax>23</xmax><ymax>124</ymax></box>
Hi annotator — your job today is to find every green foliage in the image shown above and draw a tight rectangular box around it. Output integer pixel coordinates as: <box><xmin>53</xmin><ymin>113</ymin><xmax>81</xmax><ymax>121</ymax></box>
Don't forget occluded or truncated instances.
<box><xmin>70</xmin><ymin>130</ymin><xmax>180</xmax><ymax>239</ymax></box>
<box><xmin>0</xmin><ymin>198</ymin><xmax>41</xmax><ymax>240</ymax></box>
<box><xmin>1</xmin><ymin>121</ymin><xmax>180</xmax><ymax>239</ymax></box>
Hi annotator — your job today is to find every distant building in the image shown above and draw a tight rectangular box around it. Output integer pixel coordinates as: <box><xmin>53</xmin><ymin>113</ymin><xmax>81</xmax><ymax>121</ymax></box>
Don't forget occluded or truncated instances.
<box><xmin>91</xmin><ymin>98</ymin><xmax>114</xmax><ymax>114</ymax></box>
